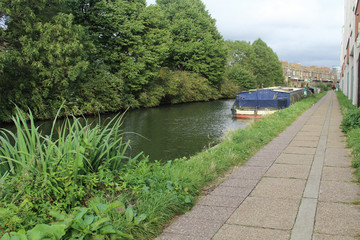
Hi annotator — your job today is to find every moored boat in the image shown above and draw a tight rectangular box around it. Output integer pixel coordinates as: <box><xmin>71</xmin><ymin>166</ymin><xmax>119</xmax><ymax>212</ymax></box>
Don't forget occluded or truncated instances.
<box><xmin>231</xmin><ymin>87</ymin><xmax>307</xmax><ymax>118</ymax></box>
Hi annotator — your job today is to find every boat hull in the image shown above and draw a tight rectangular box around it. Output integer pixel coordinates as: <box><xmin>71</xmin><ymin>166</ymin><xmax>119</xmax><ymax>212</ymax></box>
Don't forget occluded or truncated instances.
<box><xmin>231</xmin><ymin>87</ymin><xmax>306</xmax><ymax>118</ymax></box>
<box><xmin>232</xmin><ymin>108</ymin><xmax>278</xmax><ymax>119</ymax></box>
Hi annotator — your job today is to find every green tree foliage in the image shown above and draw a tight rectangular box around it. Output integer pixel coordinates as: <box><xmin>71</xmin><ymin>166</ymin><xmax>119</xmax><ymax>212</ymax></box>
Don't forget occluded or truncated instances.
<box><xmin>69</xmin><ymin>0</ymin><xmax>149</xmax><ymax>92</ymax></box>
<box><xmin>0</xmin><ymin>0</ymin><xmax>92</xmax><ymax>120</ymax></box>
<box><xmin>139</xmin><ymin>5</ymin><xmax>172</xmax><ymax>85</ymax></box>
<box><xmin>138</xmin><ymin>67</ymin><xmax>220</xmax><ymax>107</ymax></box>
<box><xmin>225</xmin><ymin>41</ymin><xmax>257</xmax><ymax>90</ymax></box>
<box><xmin>157</xmin><ymin>0</ymin><xmax>227</xmax><ymax>87</ymax></box>
<box><xmin>0</xmin><ymin>0</ymin><xmax>281</xmax><ymax>122</ymax></box>
<box><xmin>251</xmin><ymin>38</ymin><xmax>284</xmax><ymax>87</ymax></box>
<box><xmin>225</xmin><ymin>39</ymin><xmax>284</xmax><ymax>91</ymax></box>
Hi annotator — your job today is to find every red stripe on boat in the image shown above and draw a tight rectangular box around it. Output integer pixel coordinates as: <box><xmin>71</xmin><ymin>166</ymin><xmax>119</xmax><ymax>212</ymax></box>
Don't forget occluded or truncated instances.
<box><xmin>235</xmin><ymin>114</ymin><xmax>262</xmax><ymax>119</ymax></box>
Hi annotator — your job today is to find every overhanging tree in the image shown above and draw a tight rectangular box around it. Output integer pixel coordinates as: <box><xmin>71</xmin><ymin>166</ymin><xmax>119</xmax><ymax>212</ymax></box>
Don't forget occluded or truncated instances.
<box><xmin>0</xmin><ymin>0</ymin><xmax>92</xmax><ymax>120</ymax></box>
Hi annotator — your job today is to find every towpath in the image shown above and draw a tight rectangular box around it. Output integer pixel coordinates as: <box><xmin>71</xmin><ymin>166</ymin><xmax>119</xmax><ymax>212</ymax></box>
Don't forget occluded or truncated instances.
<box><xmin>156</xmin><ymin>91</ymin><xmax>360</xmax><ymax>240</ymax></box>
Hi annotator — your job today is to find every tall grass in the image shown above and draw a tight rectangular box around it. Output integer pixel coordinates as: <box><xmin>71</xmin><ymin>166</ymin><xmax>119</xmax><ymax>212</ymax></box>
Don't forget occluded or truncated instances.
<box><xmin>336</xmin><ymin>91</ymin><xmax>360</xmax><ymax>181</ymax></box>
<box><xmin>0</xmin><ymin>106</ymin><xmax>141</xmax><ymax>211</ymax></box>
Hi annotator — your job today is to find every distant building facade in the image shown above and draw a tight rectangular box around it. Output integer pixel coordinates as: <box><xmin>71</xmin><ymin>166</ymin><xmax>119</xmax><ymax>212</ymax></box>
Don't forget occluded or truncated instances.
<box><xmin>281</xmin><ymin>61</ymin><xmax>336</xmax><ymax>87</ymax></box>
<box><xmin>340</xmin><ymin>0</ymin><xmax>360</xmax><ymax>106</ymax></box>
<box><xmin>332</xmin><ymin>66</ymin><xmax>341</xmax><ymax>82</ymax></box>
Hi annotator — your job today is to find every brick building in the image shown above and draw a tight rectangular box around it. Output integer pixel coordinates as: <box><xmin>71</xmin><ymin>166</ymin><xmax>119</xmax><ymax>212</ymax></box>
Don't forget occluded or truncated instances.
<box><xmin>281</xmin><ymin>61</ymin><xmax>336</xmax><ymax>87</ymax></box>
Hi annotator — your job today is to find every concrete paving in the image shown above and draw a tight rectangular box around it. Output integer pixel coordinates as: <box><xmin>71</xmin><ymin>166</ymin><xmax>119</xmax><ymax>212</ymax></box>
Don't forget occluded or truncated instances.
<box><xmin>156</xmin><ymin>92</ymin><xmax>360</xmax><ymax>240</ymax></box>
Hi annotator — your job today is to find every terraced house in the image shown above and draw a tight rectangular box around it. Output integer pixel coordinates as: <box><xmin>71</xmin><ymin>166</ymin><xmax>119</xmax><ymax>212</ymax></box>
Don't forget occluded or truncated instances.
<box><xmin>281</xmin><ymin>61</ymin><xmax>336</xmax><ymax>87</ymax></box>
<box><xmin>341</xmin><ymin>0</ymin><xmax>360</xmax><ymax>106</ymax></box>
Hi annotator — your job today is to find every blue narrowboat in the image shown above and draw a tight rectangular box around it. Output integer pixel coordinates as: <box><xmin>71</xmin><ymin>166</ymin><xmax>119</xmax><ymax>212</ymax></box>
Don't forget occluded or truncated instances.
<box><xmin>231</xmin><ymin>87</ymin><xmax>306</xmax><ymax>118</ymax></box>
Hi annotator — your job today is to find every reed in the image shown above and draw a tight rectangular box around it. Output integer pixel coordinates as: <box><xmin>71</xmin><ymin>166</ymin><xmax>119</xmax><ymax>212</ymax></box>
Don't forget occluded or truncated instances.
<box><xmin>0</xmin><ymin>106</ymin><xmax>141</xmax><ymax>210</ymax></box>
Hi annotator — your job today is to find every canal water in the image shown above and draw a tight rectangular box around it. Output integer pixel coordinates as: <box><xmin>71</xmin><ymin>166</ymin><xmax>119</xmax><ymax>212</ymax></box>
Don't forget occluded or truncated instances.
<box><xmin>0</xmin><ymin>99</ymin><xmax>252</xmax><ymax>161</ymax></box>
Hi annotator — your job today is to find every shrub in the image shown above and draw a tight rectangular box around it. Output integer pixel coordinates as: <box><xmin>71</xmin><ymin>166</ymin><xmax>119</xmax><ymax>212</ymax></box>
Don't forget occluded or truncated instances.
<box><xmin>346</xmin><ymin>128</ymin><xmax>360</xmax><ymax>181</ymax></box>
<box><xmin>315</xmin><ymin>83</ymin><xmax>329</xmax><ymax>92</ymax></box>
<box><xmin>341</xmin><ymin>108</ymin><xmax>360</xmax><ymax>133</ymax></box>
<box><xmin>337</xmin><ymin>91</ymin><xmax>360</xmax><ymax>182</ymax></box>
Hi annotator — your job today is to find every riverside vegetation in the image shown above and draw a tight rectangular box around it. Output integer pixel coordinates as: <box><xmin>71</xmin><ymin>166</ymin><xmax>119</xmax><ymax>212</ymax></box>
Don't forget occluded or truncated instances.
<box><xmin>336</xmin><ymin>91</ymin><xmax>360</xmax><ymax>182</ymax></box>
<box><xmin>0</xmin><ymin>0</ymin><xmax>285</xmax><ymax>122</ymax></box>
<box><xmin>0</xmin><ymin>92</ymin><xmax>325</xmax><ymax>239</ymax></box>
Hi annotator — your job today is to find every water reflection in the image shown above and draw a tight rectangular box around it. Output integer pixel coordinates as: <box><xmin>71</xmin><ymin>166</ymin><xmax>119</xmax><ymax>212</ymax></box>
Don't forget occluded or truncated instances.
<box><xmin>119</xmin><ymin>99</ymin><xmax>251</xmax><ymax>161</ymax></box>
<box><xmin>0</xmin><ymin>100</ymin><xmax>251</xmax><ymax>161</ymax></box>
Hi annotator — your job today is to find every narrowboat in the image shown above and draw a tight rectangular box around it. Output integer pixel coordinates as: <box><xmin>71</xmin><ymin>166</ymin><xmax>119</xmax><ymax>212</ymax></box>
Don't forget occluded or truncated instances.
<box><xmin>231</xmin><ymin>87</ymin><xmax>306</xmax><ymax>118</ymax></box>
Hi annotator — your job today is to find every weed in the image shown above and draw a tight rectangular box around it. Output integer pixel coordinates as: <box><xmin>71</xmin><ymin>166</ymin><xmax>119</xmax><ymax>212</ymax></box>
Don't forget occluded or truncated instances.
<box><xmin>336</xmin><ymin>91</ymin><xmax>360</xmax><ymax>182</ymax></box>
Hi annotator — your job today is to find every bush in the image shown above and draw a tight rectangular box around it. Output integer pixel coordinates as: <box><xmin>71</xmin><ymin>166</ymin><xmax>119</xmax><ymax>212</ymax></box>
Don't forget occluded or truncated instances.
<box><xmin>219</xmin><ymin>78</ymin><xmax>241</xmax><ymax>98</ymax></box>
<box><xmin>315</xmin><ymin>83</ymin><xmax>329</xmax><ymax>92</ymax></box>
<box><xmin>346</xmin><ymin>128</ymin><xmax>360</xmax><ymax>181</ymax></box>
<box><xmin>341</xmin><ymin>108</ymin><xmax>360</xmax><ymax>133</ymax></box>
<box><xmin>337</xmin><ymin>91</ymin><xmax>360</xmax><ymax>182</ymax></box>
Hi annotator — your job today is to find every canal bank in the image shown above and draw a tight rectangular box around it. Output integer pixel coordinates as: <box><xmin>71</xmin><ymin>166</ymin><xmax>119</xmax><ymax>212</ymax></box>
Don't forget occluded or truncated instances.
<box><xmin>0</xmin><ymin>92</ymin><xmax>327</xmax><ymax>239</ymax></box>
<box><xmin>0</xmin><ymin>99</ymin><xmax>250</xmax><ymax>162</ymax></box>
<box><xmin>156</xmin><ymin>91</ymin><xmax>360</xmax><ymax>240</ymax></box>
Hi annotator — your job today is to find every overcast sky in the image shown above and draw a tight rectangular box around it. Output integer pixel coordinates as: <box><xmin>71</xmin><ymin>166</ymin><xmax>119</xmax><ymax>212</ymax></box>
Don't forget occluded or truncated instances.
<box><xmin>147</xmin><ymin>0</ymin><xmax>344</xmax><ymax>68</ymax></box>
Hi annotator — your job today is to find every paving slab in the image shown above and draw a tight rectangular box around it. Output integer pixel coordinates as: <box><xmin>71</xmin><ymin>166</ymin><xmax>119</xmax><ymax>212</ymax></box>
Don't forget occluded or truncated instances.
<box><xmin>229</xmin><ymin>166</ymin><xmax>269</xmax><ymax>180</ymax></box>
<box><xmin>306</xmin><ymin>120</ymin><xmax>325</xmax><ymax>125</ymax></box>
<box><xmin>293</xmin><ymin>135</ymin><xmax>320</xmax><ymax>142</ymax></box>
<box><xmin>328</xmin><ymin>132</ymin><xmax>346</xmax><ymax>138</ymax></box>
<box><xmin>314</xmin><ymin>202</ymin><xmax>360</xmax><ymax>236</ymax></box>
<box><xmin>209</xmin><ymin>186</ymin><xmax>253</xmax><ymax>197</ymax></box>
<box><xmin>312</xmin><ymin>234</ymin><xmax>359</xmax><ymax>240</ymax></box>
<box><xmin>183</xmin><ymin>205</ymin><xmax>235</xmax><ymax>222</ymax></box>
<box><xmin>325</xmin><ymin>148</ymin><xmax>351</xmax><ymax>167</ymax></box>
<box><xmin>283</xmin><ymin>146</ymin><xmax>317</xmax><ymax>155</ymax></box>
<box><xmin>197</xmin><ymin>195</ymin><xmax>245</xmax><ymax>208</ymax></box>
<box><xmin>289</xmin><ymin>140</ymin><xmax>319</xmax><ymax>148</ymax></box>
<box><xmin>301</xmin><ymin>125</ymin><xmax>323</xmax><ymax>133</ymax></box>
<box><xmin>296</xmin><ymin>131</ymin><xmax>322</xmax><ymax>137</ymax></box>
<box><xmin>264</xmin><ymin>164</ymin><xmax>311</xmax><ymax>179</ymax></box>
<box><xmin>326</xmin><ymin>140</ymin><xmax>347</xmax><ymax>148</ymax></box>
<box><xmin>157</xmin><ymin>232</ymin><xmax>209</xmax><ymax>240</ymax></box>
<box><xmin>243</xmin><ymin>155</ymin><xmax>275</xmax><ymax>167</ymax></box>
<box><xmin>250</xmin><ymin>177</ymin><xmax>306</xmax><ymax>199</ymax></box>
<box><xmin>254</xmin><ymin>148</ymin><xmax>283</xmax><ymax>158</ymax></box>
<box><xmin>212</xmin><ymin>225</ymin><xmax>290</xmax><ymax>240</ymax></box>
<box><xmin>161</xmin><ymin>216</ymin><xmax>223</xmax><ymax>239</ymax></box>
<box><xmin>220</xmin><ymin>178</ymin><xmax>258</xmax><ymax>188</ymax></box>
<box><xmin>325</xmin><ymin>148</ymin><xmax>350</xmax><ymax>158</ymax></box>
<box><xmin>324</xmin><ymin>155</ymin><xmax>352</xmax><ymax>167</ymax></box>
<box><xmin>243</xmin><ymin>158</ymin><xmax>274</xmax><ymax>167</ymax></box>
<box><xmin>322</xmin><ymin>166</ymin><xmax>356</xmax><ymax>181</ymax></box>
<box><xmin>307</xmin><ymin>115</ymin><xmax>325</xmax><ymax>121</ymax></box>
<box><xmin>227</xmin><ymin>197</ymin><xmax>300</xmax><ymax>230</ymax></box>
<box><xmin>319</xmin><ymin>181</ymin><xmax>360</xmax><ymax>203</ymax></box>
<box><xmin>275</xmin><ymin>153</ymin><xmax>314</xmax><ymax>165</ymax></box>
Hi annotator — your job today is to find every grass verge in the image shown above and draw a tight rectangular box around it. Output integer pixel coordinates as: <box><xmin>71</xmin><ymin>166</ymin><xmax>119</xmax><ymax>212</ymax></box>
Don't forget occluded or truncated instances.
<box><xmin>336</xmin><ymin>91</ymin><xmax>360</xmax><ymax>182</ymax></box>
<box><xmin>0</xmin><ymin>92</ymin><xmax>325</xmax><ymax>239</ymax></box>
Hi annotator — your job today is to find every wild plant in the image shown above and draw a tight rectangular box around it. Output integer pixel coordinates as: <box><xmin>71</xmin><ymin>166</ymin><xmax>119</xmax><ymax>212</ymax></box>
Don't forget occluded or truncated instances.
<box><xmin>0</xmin><ymin>106</ymin><xmax>142</xmax><ymax>231</ymax></box>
